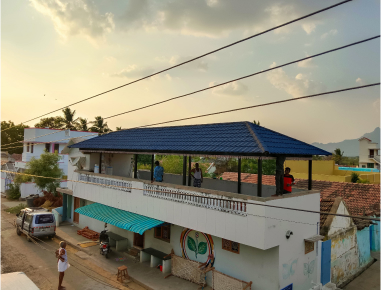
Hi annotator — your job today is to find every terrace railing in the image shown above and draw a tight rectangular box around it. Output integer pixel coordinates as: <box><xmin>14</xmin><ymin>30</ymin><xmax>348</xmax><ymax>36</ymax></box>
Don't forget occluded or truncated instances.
<box><xmin>143</xmin><ymin>184</ymin><xmax>247</xmax><ymax>216</ymax></box>
<box><xmin>78</xmin><ymin>173</ymin><xmax>132</xmax><ymax>193</ymax></box>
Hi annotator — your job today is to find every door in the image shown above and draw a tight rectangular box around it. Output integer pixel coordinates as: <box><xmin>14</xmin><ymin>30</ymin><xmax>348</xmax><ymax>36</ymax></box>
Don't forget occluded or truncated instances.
<box><xmin>23</xmin><ymin>214</ymin><xmax>33</xmax><ymax>232</ymax></box>
<box><xmin>73</xmin><ymin>197</ymin><xmax>81</xmax><ymax>223</ymax></box>
<box><xmin>370</xmin><ymin>149</ymin><xmax>374</xmax><ymax>157</ymax></box>
<box><xmin>321</xmin><ymin>240</ymin><xmax>331</xmax><ymax>285</ymax></box>
<box><xmin>133</xmin><ymin>232</ymin><xmax>144</xmax><ymax>248</ymax></box>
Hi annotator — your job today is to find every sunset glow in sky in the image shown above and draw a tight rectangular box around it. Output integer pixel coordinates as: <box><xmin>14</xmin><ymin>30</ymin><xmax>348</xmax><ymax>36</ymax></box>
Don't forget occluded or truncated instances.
<box><xmin>2</xmin><ymin>0</ymin><xmax>380</xmax><ymax>143</ymax></box>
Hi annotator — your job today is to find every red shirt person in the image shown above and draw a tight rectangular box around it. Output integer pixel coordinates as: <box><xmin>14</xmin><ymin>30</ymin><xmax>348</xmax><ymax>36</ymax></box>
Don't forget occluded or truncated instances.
<box><xmin>283</xmin><ymin>167</ymin><xmax>295</xmax><ymax>194</ymax></box>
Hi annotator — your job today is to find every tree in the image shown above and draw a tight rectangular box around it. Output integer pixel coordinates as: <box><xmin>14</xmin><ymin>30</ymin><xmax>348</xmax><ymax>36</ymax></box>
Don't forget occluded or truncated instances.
<box><xmin>61</xmin><ymin>108</ymin><xmax>78</xmax><ymax>130</ymax></box>
<box><xmin>17</xmin><ymin>151</ymin><xmax>63</xmax><ymax>194</ymax></box>
<box><xmin>34</xmin><ymin>116</ymin><xmax>65</xmax><ymax>129</ymax></box>
<box><xmin>116</xmin><ymin>127</ymin><xmax>122</xmax><ymax>131</ymax></box>
<box><xmin>89</xmin><ymin>116</ymin><xmax>111</xmax><ymax>133</ymax></box>
<box><xmin>253</xmin><ymin>120</ymin><xmax>261</xmax><ymax>126</ymax></box>
<box><xmin>76</xmin><ymin>118</ymin><xmax>89</xmax><ymax>131</ymax></box>
<box><xmin>333</xmin><ymin>148</ymin><xmax>345</xmax><ymax>165</ymax></box>
<box><xmin>1</xmin><ymin>121</ymin><xmax>29</xmax><ymax>154</ymax></box>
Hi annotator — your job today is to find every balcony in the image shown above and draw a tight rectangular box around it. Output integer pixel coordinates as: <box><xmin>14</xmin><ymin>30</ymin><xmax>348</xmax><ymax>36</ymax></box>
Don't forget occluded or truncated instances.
<box><xmin>70</xmin><ymin>170</ymin><xmax>320</xmax><ymax>250</ymax></box>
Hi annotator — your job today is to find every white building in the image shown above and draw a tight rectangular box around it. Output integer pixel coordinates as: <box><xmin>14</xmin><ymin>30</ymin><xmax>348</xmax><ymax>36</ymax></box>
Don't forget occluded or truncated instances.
<box><xmin>58</xmin><ymin>122</ymin><xmax>332</xmax><ymax>290</ymax></box>
<box><xmin>15</xmin><ymin>127</ymin><xmax>95</xmax><ymax>198</ymax></box>
<box><xmin>358</xmin><ymin>137</ymin><xmax>380</xmax><ymax>170</ymax></box>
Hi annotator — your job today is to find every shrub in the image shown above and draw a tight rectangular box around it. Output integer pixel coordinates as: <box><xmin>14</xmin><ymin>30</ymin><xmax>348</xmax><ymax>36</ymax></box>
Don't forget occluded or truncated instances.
<box><xmin>5</xmin><ymin>203</ymin><xmax>26</xmax><ymax>214</ymax></box>
<box><xmin>6</xmin><ymin>183</ymin><xmax>21</xmax><ymax>200</ymax></box>
<box><xmin>357</xmin><ymin>179</ymin><xmax>371</xmax><ymax>184</ymax></box>
<box><xmin>351</xmin><ymin>172</ymin><xmax>360</xmax><ymax>183</ymax></box>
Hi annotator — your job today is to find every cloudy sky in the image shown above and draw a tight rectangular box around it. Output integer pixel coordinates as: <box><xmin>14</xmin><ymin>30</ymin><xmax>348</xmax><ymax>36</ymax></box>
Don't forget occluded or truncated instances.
<box><xmin>1</xmin><ymin>0</ymin><xmax>380</xmax><ymax>144</ymax></box>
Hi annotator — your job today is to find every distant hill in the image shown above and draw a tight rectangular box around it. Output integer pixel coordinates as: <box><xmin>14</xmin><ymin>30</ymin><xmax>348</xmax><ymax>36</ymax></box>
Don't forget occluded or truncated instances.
<box><xmin>311</xmin><ymin>127</ymin><xmax>380</xmax><ymax>157</ymax></box>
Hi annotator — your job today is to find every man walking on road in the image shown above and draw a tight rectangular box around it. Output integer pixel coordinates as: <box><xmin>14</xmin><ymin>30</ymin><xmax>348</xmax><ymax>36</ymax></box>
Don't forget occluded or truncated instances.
<box><xmin>56</xmin><ymin>241</ymin><xmax>70</xmax><ymax>290</ymax></box>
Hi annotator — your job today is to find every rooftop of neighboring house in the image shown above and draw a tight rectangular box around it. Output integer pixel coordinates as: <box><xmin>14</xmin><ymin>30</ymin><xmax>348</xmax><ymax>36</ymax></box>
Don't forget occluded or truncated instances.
<box><xmin>221</xmin><ymin>172</ymin><xmax>380</xmax><ymax>219</ymax></box>
<box><xmin>11</xmin><ymin>154</ymin><xmax>22</xmax><ymax>162</ymax></box>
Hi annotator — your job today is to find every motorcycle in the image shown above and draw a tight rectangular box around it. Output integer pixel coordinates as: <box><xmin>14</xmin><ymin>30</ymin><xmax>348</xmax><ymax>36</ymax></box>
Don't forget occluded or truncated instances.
<box><xmin>99</xmin><ymin>226</ymin><xmax>111</xmax><ymax>259</ymax></box>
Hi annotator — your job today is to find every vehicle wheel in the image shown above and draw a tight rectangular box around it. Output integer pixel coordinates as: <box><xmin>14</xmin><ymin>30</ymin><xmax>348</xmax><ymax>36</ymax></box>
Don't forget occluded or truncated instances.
<box><xmin>16</xmin><ymin>226</ymin><xmax>21</xmax><ymax>236</ymax></box>
<box><xmin>105</xmin><ymin>253</ymin><xmax>109</xmax><ymax>259</ymax></box>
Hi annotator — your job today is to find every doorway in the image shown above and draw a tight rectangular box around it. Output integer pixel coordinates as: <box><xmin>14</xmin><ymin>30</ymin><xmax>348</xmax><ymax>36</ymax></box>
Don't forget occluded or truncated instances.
<box><xmin>73</xmin><ymin>197</ymin><xmax>81</xmax><ymax>223</ymax></box>
<box><xmin>133</xmin><ymin>232</ymin><xmax>144</xmax><ymax>249</ymax></box>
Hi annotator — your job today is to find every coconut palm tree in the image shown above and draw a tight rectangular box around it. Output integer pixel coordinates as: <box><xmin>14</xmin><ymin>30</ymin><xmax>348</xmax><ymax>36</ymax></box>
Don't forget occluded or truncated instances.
<box><xmin>76</xmin><ymin>118</ymin><xmax>89</xmax><ymax>131</ymax></box>
<box><xmin>61</xmin><ymin>108</ymin><xmax>78</xmax><ymax>130</ymax></box>
<box><xmin>116</xmin><ymin>126</ymin><xmax>122</xmax><ymax>131</ymax></box>
<box><xmin>89</xmin><ymin>116</ymin><xmax>111</xmax><ymax>134</ymax></box>
<box><xmin>333</xmin><ymin>148</ymin><xmax>344</xmax><ymax>165</ymax></box>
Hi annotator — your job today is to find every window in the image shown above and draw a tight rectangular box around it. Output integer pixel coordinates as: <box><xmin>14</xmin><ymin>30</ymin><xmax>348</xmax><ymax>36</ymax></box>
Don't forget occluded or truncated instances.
<box><xmin>31</xmin><ymin>144</ymin><xmax>34</xmax><ymax>153</ymax></box>
<box><xmin>367</xmin><ymin>163</ymin><xmax>375</xmax><ymax>169</ymax></box>
<box><xmin>305</xmin><ymin>241</ymin><xmax>314</xmax><ymax>254</ymax></box>
<box><xmin>54</xmin><ymin>144</ymin><xmax>60</xmax><ymax>153</ymax></box>
<box><xmin>362</xmin><ymin>165</ymin><xmax>366</xmax><ymax>168</ymax></box>
<box><xmin>45</xmin><ymin>143</ymin><xmax>50</xmax><ymax>152</ymax></box>
<box><xmin>25</xmin><ymin>214</ymin><xmax>33</xmax><ymax>224</ymax></box>
<box><xmin>154</xmin><ymin>224</ymin><xmax>171</xmax><ymax>242</ymax></box>
<box><xmin>26</xmin><ymin>143</ymin><xmax>29</xmax><ymax>152</ymax></box>
<box><xmin>222</xmin><ymin>239</ymin><xmax>240</xmax><ymax>254</ymax></box>
<box><xmin>35</xmin><ymin>214</ymin><xmax>54</xmax><ymax>224</ymax></box>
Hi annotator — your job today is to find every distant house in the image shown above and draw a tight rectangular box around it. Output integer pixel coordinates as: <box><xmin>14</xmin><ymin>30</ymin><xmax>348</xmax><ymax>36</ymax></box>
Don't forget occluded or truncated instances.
<box><xmin>320</xmin><ymin>197</ymin><xmax>375</xmax><ymax>287</ymax></box>
<box><xmin>14</xmin><ymin>128</ymin><xmax>95</xmax><ymax>198</ymax></box>
<box><xmin>359</xmin><ymin>137</ymin><xmax>380</xmax><ymax>170</ymax></box>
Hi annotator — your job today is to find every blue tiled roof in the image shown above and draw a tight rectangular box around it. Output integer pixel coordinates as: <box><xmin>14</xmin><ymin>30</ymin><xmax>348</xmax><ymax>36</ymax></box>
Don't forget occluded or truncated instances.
<box><xmin>75</xmin><ymin>203</ymin><xmax>164</xmax><ymax>235</ymax></box>
<box><xmin>70</xmin><ymin>121</ymin><xmax>331</xmax><ymax>156</ymax></box>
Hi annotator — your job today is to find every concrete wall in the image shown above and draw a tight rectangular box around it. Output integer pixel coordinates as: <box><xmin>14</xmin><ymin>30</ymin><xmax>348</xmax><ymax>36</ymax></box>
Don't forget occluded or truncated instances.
<box><xmin>370</xmin><ymin>221</ymin><xmax>380</xmax><ymax>252</ymax></box>
<box><xmin>359</xmin><ymin>139</ymin><xmax>379</xmax><ymax>165</ymax></box>
<box><xmin>284</xmin><ymin>160</ymin><xmax>335</xmax><ymax>175</ymax></box>
<box><xmin>138</xmin><ymin>170</ymin><xmax>303</xmax><ymax>197</ymax></box>
<box><xmin>356</xmin><ymin>228</ymin><xmax>372</xmax><ymax>268</ymax></box>
<box><xmin>103</xmin><ymin>153</ymin><xmax>133</xmax><ymax>178</ymax></box>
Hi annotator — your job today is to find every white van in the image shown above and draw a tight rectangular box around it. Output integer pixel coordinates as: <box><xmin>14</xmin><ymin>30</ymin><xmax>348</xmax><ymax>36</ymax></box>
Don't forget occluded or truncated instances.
<box><xmin>15</xmin><ymin>207</ymin><xmax>56</xmax><ymax>241</ymax></box>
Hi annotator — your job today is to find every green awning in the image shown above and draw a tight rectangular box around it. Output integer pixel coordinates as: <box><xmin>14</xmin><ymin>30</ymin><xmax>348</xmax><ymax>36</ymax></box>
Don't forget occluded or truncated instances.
<box><xmin>75</xmin><ymin>203</ymin><xmax>164</xmax><ymax>235</ymax></box>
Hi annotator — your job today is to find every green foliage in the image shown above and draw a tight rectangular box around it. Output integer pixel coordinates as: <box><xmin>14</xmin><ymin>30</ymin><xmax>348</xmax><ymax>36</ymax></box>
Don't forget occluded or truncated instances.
<box><xmin>20</xmin><ymin>151</ymin><xmax>63</xmax><ymax>193</ymax></box>
<box><xmin>1</xmin><ymin>121</ymin><xmax>29</xmax><ymax>154</ymax></box>
<box><xmin>312</xmin><ymin>155</ymin><xmax>323</xmax><ymax>160</ymax></box>
<box><xmin>357</xmin><ymin>178</ymin><xmax>371</xmax><ymax>184</ymax></box>
<box><xmin>5</xmin><ymin>203</ymin><xmax>26</xmax><ymax>214</ymax></box>
<box><xmin>187</xmin><ymin>236</ymin><xmax>196</xmax><ymax>252</ymax></box>
<box><xmin>76</xmin><ymin>118</ymin><xmax>89</xmax><ymax>131</ymax></box>
<box><xmin>116</xmin><ymin>127</ymin><xmax>122</xmax><ymax>131</ymax></box>
<box><xmin>351</xmin><ymin>172</ymin><xmax>360</xmax><ymax>183</ymax></box>
<box><xmin>161</xmin><ymin>155</ymin><xmax>184</xmax><ymax>175</ymax></box>
<box><xmin>61</xmin><ymin>108</ymin><xmax>78</xmax><ymax>130</ymax></box>
<box><xmin>333</xmin><ymin>148</ymin><xmax>345</xmax><ymax>165</ymax></box>
<box><xmin>34</xmin><ymin>116</ymin><xmax>65</xmax><ymax>129</ymax></box>
<box><xmin>253</xmin><ymin>120</ymin><xmax>261</xmax><ymax>126</ymax></box>
<box><xmin>6</xmin><ymin>183</ymin><xmax>21</xmax><ymax>200</ymax></box>
<box><xmin>89</xmin><ymin>116</ymin><xmax>111</xmax><ymax>133</ymax></box>
<box><xmin>137</xmin><ymin>155</ymin><xmax>152</xmax><ymax>165</ymax></box>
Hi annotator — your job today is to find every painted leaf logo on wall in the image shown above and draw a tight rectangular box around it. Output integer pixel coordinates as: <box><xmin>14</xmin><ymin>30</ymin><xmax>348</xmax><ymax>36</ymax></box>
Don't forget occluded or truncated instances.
<box><xmin>187</xmin><ymin>232</ymin><xmax>207</xmax><ymax>258</ymax></box>
<box><xmin>198</xmin><ymin>242</ymin><xmax>207</xmax><ymax>255</ymax></box>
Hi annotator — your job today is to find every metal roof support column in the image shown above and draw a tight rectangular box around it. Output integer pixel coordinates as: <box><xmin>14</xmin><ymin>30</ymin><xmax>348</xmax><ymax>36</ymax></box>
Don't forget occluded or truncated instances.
<box><xmin>275</xmin><ymin>156</ymin><xmax>286</xmax><ymax>195</ymax></box>
<box><xmin>99</xmin><ymin>153</ymin><xmax>102</xmax><ymax>174</ymax></box>
<box><xmin>308</xmin><ymin>159</ymin><xmax>312</xmax><ymax>190</ymax></box>
<box><xmin>188</xmin><ymin>156</ymin><xmax>192</xmax><ymax>186</ymax></box>
<box><xmin>238</xmin><ymin>157</ymin><xmax>241</xmax><ymax>194</ymax></box>
<box><xmin>183</xmin><ymin>156</ymin><xmax>187</xmax><ymax>186</ymax></box>
<box><xmin>134</xmin><ymin>154</ymin><xmax>138</xmax><ymax>179</ymax></box>
<box><xmin>150</xmin><ymin>155</ymin><xmax>154</xmax><ymax>181</ymax></box>
<box><xmin>257</xmin><ymin>158</ymin><xmax>262</xmax><ymax>197</ymax></box>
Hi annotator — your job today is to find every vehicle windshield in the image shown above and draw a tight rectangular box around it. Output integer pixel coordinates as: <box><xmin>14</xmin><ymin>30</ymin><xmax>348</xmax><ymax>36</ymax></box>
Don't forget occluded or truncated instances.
<box><xmin>35</xmin><ymin>214</ymin><xmax>54</xmax><ymax>224</ymax></box>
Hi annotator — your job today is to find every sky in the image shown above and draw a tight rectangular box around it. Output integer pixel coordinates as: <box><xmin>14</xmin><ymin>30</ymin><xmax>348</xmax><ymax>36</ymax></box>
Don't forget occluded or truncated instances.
<box><xmin>1</xmin><ymin>0</ymin><xmax>380</xmax><ymax>144</ymax></box>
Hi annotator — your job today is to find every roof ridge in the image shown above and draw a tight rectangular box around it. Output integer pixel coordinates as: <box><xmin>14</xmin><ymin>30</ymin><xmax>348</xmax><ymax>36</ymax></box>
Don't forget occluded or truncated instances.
<box><xmin>245</xmin><ymin>122</ymin><xmax>265</xmax><ymax>153</ymax></box>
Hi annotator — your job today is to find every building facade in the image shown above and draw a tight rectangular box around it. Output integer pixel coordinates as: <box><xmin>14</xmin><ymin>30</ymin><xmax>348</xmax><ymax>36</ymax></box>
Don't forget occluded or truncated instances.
<box><xmin>359</xmin><ymin>137</ymin><xmax>380</xmax><ymax>170</ymax></box>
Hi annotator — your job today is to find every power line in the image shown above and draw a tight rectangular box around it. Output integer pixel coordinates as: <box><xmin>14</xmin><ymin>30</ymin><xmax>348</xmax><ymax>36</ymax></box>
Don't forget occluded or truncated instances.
<box><xmin>104</xmin><ymin>35</ymin><xmax>380</xmax><ymax>122</ymax></box>
<box><xmin>0</xmin><ymin>0</ymin><xmax>354</xmax><ymax>133</ymax></box>
<box><xmin>2</xmin><ymin>83</ymin><xmax>379</xmax><ymax>150</ymax></box>
<box><xmin>2</xmin><ymin>170</ymin><xmax>379</xmax><ymax>222</ymax></box>
<box><xmin>128</xmin><ymin>83</ymin><xmax>380</xmax><ymax>129</ymax></box>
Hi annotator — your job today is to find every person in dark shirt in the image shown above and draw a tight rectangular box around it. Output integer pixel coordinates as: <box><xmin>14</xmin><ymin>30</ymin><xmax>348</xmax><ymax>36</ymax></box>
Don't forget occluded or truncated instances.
<box><xmin>283</xmin><ymin>167</ymin><xmax>295</xmax><ymax>194</ymax></box>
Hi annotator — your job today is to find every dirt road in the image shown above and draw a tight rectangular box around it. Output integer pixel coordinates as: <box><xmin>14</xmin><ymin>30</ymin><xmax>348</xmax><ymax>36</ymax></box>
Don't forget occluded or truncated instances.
<box><xmin>1</xmin><ymin>203</ymin><xmax>145</xmax><ymax>290</ymax></box>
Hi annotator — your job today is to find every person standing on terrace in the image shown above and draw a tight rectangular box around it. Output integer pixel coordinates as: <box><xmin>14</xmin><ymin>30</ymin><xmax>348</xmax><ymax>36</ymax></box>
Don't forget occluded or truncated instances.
<box><xmin>191</xmin><ymin>163</ymin><xmax>203</xmax><ymax>188</ymax></box>
<box><xmin>283</xmin><ymin>167</ymin><xmax>295</xmax><ymax>194</ymax></box>
<box><xmin>152</xmin><ymin>161</ymin><xmax>164</xmax><ymax>182</ymax></box>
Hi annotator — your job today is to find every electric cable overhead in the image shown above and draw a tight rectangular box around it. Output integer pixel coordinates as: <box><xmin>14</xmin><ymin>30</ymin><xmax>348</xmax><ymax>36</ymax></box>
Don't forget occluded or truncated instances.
<box><xmin>0</xmin><ymin>0</ymin><xmax>354</xmax><ymax>133</ymax></box>
<box><xmin>2</xmin><ymin>170</ymin><xmax>380</xmax><ymax>222</ymax></box>
<box><xmin>2</xmin><ymin>83</ymin><xmax>379</xmax><ymax>151</ymax></box>
<box><xmin>1</xmin><ymin>34</ymin><xmax>378</xmax><ymax>148</ymax></box>
<box><xmin>103</xmin><ymin>35</ymin><xmax>380</xmax><ymax>122</ymax></box>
